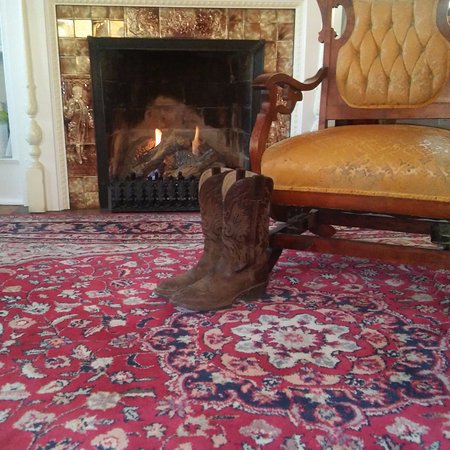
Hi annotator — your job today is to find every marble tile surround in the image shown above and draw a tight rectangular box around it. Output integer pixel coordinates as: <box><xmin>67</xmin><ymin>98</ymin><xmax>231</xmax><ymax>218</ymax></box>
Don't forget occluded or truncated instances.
<box><xmin>56</xmin><ymin>5</ymin><xmax>295</xmax><ymax>209</ymax></box>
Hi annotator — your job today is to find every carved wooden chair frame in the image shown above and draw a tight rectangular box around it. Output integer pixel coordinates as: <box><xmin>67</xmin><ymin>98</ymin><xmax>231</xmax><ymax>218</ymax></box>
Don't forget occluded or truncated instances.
<box><xmin>250</xmin><ymin>0</ymin><xmax>450</xmax><ymax>269</ymax></box>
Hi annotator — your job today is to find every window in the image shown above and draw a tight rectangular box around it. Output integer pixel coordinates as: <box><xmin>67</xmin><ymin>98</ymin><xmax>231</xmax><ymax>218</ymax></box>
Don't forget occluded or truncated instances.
<box><xmin>0</xmin><ymin>20</ymin><xmax>10</xmax><ymax>159</ymax></box>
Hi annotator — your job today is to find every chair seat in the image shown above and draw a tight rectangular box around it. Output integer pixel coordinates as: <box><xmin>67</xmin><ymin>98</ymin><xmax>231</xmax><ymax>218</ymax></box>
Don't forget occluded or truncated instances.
<box><xmin>261</xmin><ymin>124</ymin><xmax>450</xmax><ymax>216</ymax></box>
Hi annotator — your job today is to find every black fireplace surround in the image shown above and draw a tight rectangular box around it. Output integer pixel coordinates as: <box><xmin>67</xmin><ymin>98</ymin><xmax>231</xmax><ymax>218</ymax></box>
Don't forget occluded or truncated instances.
<box><xmin>88</xmin><ymin>37</ymin><xmax>264</xmax><ymax>211</ymax></box>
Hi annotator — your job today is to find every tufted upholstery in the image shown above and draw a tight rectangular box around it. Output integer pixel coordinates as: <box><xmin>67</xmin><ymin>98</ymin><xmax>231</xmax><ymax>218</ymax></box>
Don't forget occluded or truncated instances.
<box><xmin>336</xmin><ymin>0</ymin><xmax>449</xmax><ymax>108</ymax></box>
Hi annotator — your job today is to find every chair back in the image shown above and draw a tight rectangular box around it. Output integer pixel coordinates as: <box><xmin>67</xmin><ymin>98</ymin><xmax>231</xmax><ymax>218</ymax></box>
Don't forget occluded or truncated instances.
<box><xmin>317</xmin><ymin>0</ymin><xmax>450</xmax><ymax>128</ymax></box>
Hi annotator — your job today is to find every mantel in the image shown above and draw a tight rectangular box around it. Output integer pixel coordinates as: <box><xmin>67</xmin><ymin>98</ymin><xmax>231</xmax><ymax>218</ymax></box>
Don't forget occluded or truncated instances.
<box><xmin>47</xmin><ymin>1</ymin><xmax>304</xmax><ymax>6</ymax></box>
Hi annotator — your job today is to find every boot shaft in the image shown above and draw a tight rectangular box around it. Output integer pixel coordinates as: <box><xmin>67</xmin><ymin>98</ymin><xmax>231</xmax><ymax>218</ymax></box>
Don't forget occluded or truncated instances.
<box><xmin>219</xmin><ymin>170</ymin><xmax>273</xmax><ymax>272</ymax></box>
<box><xmin>198</xmin><ymin>167</ymin><xmax>232</xmax><ymax>246</ymax></box>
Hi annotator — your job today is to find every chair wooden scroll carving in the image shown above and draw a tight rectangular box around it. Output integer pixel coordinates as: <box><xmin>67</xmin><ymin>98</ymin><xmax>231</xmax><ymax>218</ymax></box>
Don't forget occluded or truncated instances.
<box><xmin>250</xmin><ymin>0</ymin><xmax>450</xmax><ymax>269</ymax></box>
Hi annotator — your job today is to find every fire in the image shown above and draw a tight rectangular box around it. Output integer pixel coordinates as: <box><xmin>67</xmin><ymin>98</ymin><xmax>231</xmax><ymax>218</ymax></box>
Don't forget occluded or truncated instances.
<box><xmin>142</xmin><ymin>128</ymin><xmax>162</xmax><ymax>155</ymax></box>
<box><xmin>147</xmin><ymin>128</ymin><xmax>162</xmax><ymax>150</ymax></box>
<box><xmin>155</xmin><ymin>128</ymin><xmax>162</xmax><ymax>146</ymax></box>
<box><xmin>192</xmin><ymin>126</ymin><xmax>200</xmax><ymax>155</ymax></box>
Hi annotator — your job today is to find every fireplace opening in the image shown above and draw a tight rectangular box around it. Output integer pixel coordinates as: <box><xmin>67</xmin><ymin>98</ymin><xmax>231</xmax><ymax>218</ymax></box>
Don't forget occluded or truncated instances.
<box><xmin>88</xmin><ymin>37</ymin><xmax>264</xmax><ymax>211</ymax></box>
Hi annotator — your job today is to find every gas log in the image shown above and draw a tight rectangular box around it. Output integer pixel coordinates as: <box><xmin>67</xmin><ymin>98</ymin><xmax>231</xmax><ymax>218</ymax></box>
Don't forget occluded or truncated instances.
<box><xmin>131</xmin><ymin>128</ymin><xmax>238</xmax><ymax>179</ymax></box>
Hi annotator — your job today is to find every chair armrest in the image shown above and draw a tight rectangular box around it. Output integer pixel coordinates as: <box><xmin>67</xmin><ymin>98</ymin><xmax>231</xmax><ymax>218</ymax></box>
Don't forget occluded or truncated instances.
<box><xmin>250</xmin><ymin>68</ymin><xmax>327</xmax><ymax>173</ymax></box>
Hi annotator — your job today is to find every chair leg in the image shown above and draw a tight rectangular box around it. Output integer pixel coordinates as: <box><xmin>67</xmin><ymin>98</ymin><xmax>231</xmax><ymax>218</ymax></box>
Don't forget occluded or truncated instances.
<box><xmin>431</xmin><ymin>223</ymin><xmax>450</xmax><ymax>250</ymax></box>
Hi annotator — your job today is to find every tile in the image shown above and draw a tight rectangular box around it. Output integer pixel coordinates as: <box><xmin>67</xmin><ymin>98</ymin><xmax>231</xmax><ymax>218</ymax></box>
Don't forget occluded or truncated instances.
<box><xmin>110</xmin><ymin>21</ymin><xmax>125</xmax><ymax>37</ymax></box>
<box><xmin>245</xmin><ymin>9</ymin><xmax>261</xmax><ymax>23</ymax></box>
<box><xmin>91</xmin><ymin>6</ymin><xmax>109</xmax><ymax>19</ymax></box>
<box><xmin>69</xmin><ymin>191</ymin><xmax>99</xmax><ymax>210</ymax></box>
<box><xmin>277</xmin><ymin>10</ymin><xmax>295</xmax><ymax>23</ymax></box>
<box><xmin>261</xmin><ymin>22</ymin><xmax>277</xmax><ymax>41</ymax></box>
<box><xmin>261</xmin><ymin>10</ymin><xmax>278</xmax><ymax>23</ymax></box>
<box><xmin>109</xmin><ymin>7</ymin><xmax>125</xmax><ymax>20</ymax></box>
<box><xmin>160</xmin><ymin>8</ymin><xmax>195</xmax><ymax>37</ymax></box>
<box><xmin>57</xmin><ymin>19</ymin><xmax>74</xmax><ymax>38</ymax></box>
<box><xmin>59</xmin><ymin>38</ymin><xmax>89</xmax><ymax>57</ymax></box>
<box><xmin>74</xmin><ymin>19</ymin><xmax>93</xmax><ymax>38</ymax></box>
<box><xmin>93</xmin><ymin>20</ymin><xmax>110</xmax><ymax>37</ymax></box>
<box><xmin>244</xmin><ymin>22</ymin><xmax>261</xmax><ymax>40</ymax></box>
<box><xmin>76</xmin><ymin>39</ymin><xmax>90</xmax><ymax>57</ymax></box>
<box><xmin>56</xmin><ymin>6</ymin><xmax>74</xmax><ymax>19</ymax></box>
<box><xmin>193</xmin><ymin>9</ymin><xmax>227</xmax><ymax>39</ymax></box>
<box><xmin>75</xmin><ymin>56</ymin><xmax>91</xmax><ymax>75</ymax></box>
<box><xmin>264</xmin><ymin>57</ymin><xmax>278</xmax><ymax>72</ymax></box>
<box><xmin>278</xmin><ymin>23</ymin><xmax>294</xmax><ymax>41</ymax></box>
<box><xmin>125</xmin><ymin>7</ymin><xmax>159</xmax><ymax>37</ymax></box>
<box><xmin>69</xmin><ymin>177</ymin><xmax>100</xmax><ymax>210</ymax></box>
<box><xmin>228</xmin><ymin>9</ymin><xmax>243</xmax><ymax>22</ymax></box>
<box><xmin>83</xmin><ymin>176</ymin><xmax>100</xmax><ymax>193</ymax></box>
<box><xmin>68</xmin><ymin>177</ymin><xmax>86</xmax><ymax>198</ymax></box>
<box><xmin>73</xmin><ymin>6</ymin><xmax>91</xmax><ymax>19</ymax></box>
<box><xmin>61</xmin><ymin>77</ymin><xmax>95</xmax><ymax>168</ymax></box>
<box><xmin>160</xmin><ymin>8</ymin><xmax>226</xmax><ymax>39</ymax></box>
<box><xmin>277</xmin><ymin>57</ymin><xmax>294</xmax><ymax>75</ymax></box>
<box><xmin>277</xmin><ymin>40</ymin><xmax>294</xmax><ymax>60</ymax></box>
<box><xmin>83</xmin><ymin>192</ymin><xmax>101</xmax><ymax>209</ymax></box>
<box><xmin>228</xmin><ymin>21</ymin><xmax>244</xmax><ymax>39</ymax></box>
<box><xmin>58</xmin><ymin>38</ymin><xmax>77</xmax><ymax>56</ymax></box>
<box><xmin>62</xmin><ymin>77</ymin><xmax>91</xmax><ymax>102</ymax></box>
<box><xmin>67</xmin><ymin>145</ymin><xmax>97</xmax><ymax>176</ymax></box>
<box><xmin>264</xmin><ymin>41</ymin><xmax>277</xmax><ymax>61</ymax></box>
<box><xmin>59</xmin><ymin>57</ymin><xmax>77</xmax><ymax>75</ymax></box>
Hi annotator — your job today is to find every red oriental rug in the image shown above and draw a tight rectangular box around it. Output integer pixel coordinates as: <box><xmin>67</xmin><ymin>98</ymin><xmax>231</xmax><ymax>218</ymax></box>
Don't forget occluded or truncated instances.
<box><xmin>0</xmin><ymin>212</ymin><xmax>449</xmax><ymax>450</ymax></box>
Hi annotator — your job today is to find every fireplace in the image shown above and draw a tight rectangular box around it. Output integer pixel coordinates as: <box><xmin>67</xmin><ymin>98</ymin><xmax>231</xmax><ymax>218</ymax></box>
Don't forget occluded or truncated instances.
<box><xmin>54</xmin><ymin>5</ymin><xmax>297</xmax><ymax>210</ymax></box>
<box><xmin>88</xmin><ymin>37</ymin><xmax>264</xmax><ymax>210</ymax></box>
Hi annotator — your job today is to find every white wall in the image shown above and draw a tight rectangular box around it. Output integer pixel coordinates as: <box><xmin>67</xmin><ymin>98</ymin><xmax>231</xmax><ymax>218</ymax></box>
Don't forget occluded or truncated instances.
<box><xmin>292</xmin><ymin>0</ymin><xmax>322</xmax><ymax>133</ymax></box>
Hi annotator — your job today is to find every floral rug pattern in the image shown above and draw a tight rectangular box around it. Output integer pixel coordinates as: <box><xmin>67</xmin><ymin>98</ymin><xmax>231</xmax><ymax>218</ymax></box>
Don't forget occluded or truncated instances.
<box><xmin>0</xmin><ymin>213</ymin><xmax>449</xmax><ymax>450</ymax></box>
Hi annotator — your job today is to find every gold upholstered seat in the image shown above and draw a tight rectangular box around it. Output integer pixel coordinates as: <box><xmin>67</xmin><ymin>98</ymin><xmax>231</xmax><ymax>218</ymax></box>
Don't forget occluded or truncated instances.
<box><xmin>250</xmin><ymin>0</ymin><xmax>450</xmax><ymax>268</ymax></box>
<box><xmin>262</xmin><ymin>124</ymin><xmax>450</xmax><ymax>216</ymax></box>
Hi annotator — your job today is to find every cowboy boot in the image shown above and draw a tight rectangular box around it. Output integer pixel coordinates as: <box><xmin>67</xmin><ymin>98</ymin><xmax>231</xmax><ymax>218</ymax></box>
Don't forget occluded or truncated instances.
<box><xmin>155</xmin><ymin>166</ymin><xmax>233</xmax><ymax>298</ymax></box>
<box><xmin>170</xmin><ymin>169</ymin><xmax>273</xmax><ymax>311</ymax></box>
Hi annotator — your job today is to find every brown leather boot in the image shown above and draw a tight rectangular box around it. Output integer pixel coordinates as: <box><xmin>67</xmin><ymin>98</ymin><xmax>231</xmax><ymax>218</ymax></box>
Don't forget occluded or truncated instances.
<box><xmin>155</xmin><ymin>167</ymin><xmax>233</xmax><ymax>298</ymax></box>
<box><xmin>170</xmin><ymin>169</ymin><xmax>273</xmax><ymax>311</ymax></box>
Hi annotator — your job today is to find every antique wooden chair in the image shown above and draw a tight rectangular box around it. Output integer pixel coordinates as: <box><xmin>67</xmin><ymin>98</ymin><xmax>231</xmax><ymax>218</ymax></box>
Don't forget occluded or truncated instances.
<box><xmin>250</xmin><ymin>0</ymin><xmax>450</xmax><ymax>269</ymax></box>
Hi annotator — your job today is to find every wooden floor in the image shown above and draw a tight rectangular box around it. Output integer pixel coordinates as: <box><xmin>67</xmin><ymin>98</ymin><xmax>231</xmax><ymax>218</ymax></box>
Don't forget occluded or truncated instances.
<box><xmin>0</xmin><ymin>206</ymin><xmax>188</xmax><ymax>215</ymax></box>
<box><xmin>0</xmin><ymin>206</ymin><xmax>105</xmax><ymax>215</ymax></box>
<box><xmin>0</xmin><ymin>205</ymin><xmax>29</xmax><ymax>214</ymax></box>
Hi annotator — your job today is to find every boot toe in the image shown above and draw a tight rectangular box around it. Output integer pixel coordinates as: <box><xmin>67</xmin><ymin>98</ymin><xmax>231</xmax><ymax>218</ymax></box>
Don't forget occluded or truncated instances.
<box><xmin>154</xmin><ymin>278</ymin><xmax>181</xmax><ymax>297</ymax></box>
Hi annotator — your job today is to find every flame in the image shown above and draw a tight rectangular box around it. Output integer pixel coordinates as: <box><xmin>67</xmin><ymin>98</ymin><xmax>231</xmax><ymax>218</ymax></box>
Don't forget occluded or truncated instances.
<box><xmin>155</xmin><ymin>128</ymin><xmax>162</xmax><ymax>146</ymax></box>
<box><xmin>192</xmin><ymin>126</ymin><xmax>200</xmax><ymax>155</ymax></box>
<box><xmin>143</xmin><ymin>128</ymin><xmax>162</xmax><ymax>153</ymax></box>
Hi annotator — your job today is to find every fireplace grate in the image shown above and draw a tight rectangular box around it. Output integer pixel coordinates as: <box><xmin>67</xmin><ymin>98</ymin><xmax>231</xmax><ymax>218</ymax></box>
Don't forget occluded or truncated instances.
<box><xmin>109</xmin><ymin>175</ymin><xmax>199</xmax><ymax>212</ymax></box>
